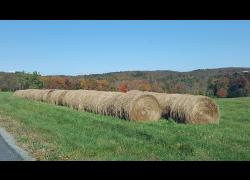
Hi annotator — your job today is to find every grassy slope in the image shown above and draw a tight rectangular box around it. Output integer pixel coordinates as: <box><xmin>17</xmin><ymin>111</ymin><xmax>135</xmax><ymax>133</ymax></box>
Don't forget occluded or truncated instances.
<box><xmin>0</xmin><ymin>92</ymin><xmax>249</xmax><ymax>160</ymax></box>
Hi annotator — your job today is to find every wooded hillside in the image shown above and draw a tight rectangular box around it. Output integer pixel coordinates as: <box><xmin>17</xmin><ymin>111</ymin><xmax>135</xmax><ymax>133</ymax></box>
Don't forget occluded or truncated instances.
<box><xmin>1</xmin><ymin>67</ymin><xmax>250</xmax><ymax>98</ymax></box>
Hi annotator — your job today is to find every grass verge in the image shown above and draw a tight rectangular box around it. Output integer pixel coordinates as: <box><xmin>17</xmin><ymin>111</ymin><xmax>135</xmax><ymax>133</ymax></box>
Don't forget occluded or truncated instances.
<box><xmin>0</xmin><ymin>92</ymin><xmax>250</xmax><ymax>160</ymax></box>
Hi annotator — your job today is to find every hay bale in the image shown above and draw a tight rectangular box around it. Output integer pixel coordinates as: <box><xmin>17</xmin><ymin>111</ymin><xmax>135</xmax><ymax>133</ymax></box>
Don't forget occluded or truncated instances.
<box><xmin>14</xmin><ymin>89</ymin><xmax>162</xmax><ymax>122</ymax></box>
<box><xmin>115</xmin><ymin>90</ymin><xmax>162</xmax><ymax>122</ymax></box>
<box><xmin>62</xmin><ymin>90</ymin><xmax>83</xmax><ymax>109</ymax></box>
<box><xmin>129</xmin><ymin>90</ymin><xmax>220</xmax><ymax>124</ymax></box>
<box><xmin>13</xmin><ymin>90</ymin><xmax>25</xmax><ymax>97</ymax></box>
<box><xmin>23</xmin><ymin>89</ymin><xmax>35</xmax><ymax>99</ymax></box>
<box><xmin>26</xmin><ymin>89</ymin><xmax>40</xmax><ymax>100</ymax></box>
<box><xmin>14</xmin><ymin>89</ymin><xmax>36</xmax><ymax>100</ymax></box>
<box><xmin>78</xmin><ymin>90</ymin><xmax>162</xmax><ymax>122</ymax></box>
<box><xmin>78</xmin><ymin>90</ymin><xmax>121</xmax><ymax>115</ymax></box>
<box><xmin>28</xmin><ymin>89</ymin><xmax>46</xmax><ymax>101</ymax></box>
<box><xmin>47</xmin><ymin>90</ymin><xmax>69</xmax><ymax>105</ymax></box>
<box><xmin>14</xmin><ymin>89</ymin><xmax>48</xmax><ymax>101</ymax></box>
<box><xmin>13</xmin><ymin>90</ymin><xmax>23</xmax><ymax>96</ymax></box>
<box><xmin>42</xmin><ymin>89</ymin><xmax>56</xmax><ymax>102</ymax></box>
<box><xmin>33</xmin><ymin>89</ymin><xmax>47</xmax><ymax>101</ymax></box>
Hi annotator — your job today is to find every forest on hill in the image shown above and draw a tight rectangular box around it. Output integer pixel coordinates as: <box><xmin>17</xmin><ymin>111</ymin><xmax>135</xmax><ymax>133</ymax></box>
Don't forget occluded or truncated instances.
<box><xmin>0</xmin><ymin>67</ymin><xmax>250</xmax><ymax>98</ymax></box>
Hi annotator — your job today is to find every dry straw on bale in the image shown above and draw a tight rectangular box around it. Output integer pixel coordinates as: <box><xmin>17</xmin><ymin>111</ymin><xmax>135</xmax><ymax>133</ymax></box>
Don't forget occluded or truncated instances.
<box><xmin>42</xmin><ymin>89</ymin><xmax>55</xmax><ymax>102</ymax></box>
<box><xmin>77</xmin><ymin>90</ymin><xmax>162</xmax><ymax>122</ymax></box>
<box><xmin>47</xmin><ymin>90</ymin><xmax>69</xmax><ymax>105</ymax></box>
<box><xmin>13</xmin><ymin>90</ymin><xmax>24</xmax><ymax>98</ymax></box>
<box><xmin>14</xmin><ymin>89</ymin><xmax>56</xmax><ymax>102</ymax></box>
<box><xmin>13</xmin><ymin>90</ymin><xmax>25</xmax><ymax>97</ymax></box>
<box><xmin>128</xmin><ymin>90</ymin><xmax>220</xmax><ymax>124</ymax></box>
<box><xmin>62</xmin><ymin>90</ymin><xmax>84</xmax><ymax>109</ymax></box>
<box><xmin>14</xmin><ymin>89</ymin><xmax>38</xmax><ymax>100</ymax></box>
<box><xmin>33</xmin><ymin>89</ymin><xmax>49</xmax><ymax>101</ymax></box>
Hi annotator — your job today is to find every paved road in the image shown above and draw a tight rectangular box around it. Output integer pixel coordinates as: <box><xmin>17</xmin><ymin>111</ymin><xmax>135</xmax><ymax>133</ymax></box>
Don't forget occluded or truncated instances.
<box><xmin>0</xmin><ymin>135</ymin><xmax>23</xmax><ymax>161</ymax></box>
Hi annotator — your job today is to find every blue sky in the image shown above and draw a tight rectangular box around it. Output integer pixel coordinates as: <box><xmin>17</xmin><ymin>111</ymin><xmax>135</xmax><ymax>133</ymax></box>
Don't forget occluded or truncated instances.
<box><xmin>0</xmin><ymin>20</ymin><xmax>250</xmax><ymax>75</ymax></box>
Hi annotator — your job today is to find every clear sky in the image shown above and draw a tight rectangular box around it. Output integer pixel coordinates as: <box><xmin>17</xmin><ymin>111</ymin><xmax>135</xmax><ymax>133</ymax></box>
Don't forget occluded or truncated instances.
<box><xmin>0</xmin><ymin>20</ymin><xmax>250</xmax><ymax>75</ymax></box>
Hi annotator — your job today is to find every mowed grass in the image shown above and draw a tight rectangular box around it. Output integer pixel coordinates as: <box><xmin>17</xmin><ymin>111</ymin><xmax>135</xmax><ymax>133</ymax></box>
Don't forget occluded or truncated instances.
<box><xmin>0</xmin><ymin>92</ymin><xmax>250</xmax><ymax>160</ymax></box>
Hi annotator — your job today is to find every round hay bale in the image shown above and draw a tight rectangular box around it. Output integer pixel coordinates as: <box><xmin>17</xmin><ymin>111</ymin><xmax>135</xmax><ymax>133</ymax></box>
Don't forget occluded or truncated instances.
<box><xmin>115</xmin><ymin>90</ymin><xmax>162</xmax><ymax>122</ymax></box>
<box><xmin>13</xmin><ymin>90</ymin><xmax>25</xmax><ymax>98</ymax></box>
<box><xmin>18</xmin><ymin>89</ymin><xmax>35</xmax><ymax>100</ymax></box>
<box><xmin>48</xmin><ymin>90</ymin><xmax>69</xmax><ymax>105</ymax></box>
<box><xmin>13</xmin><ymin>90</ymin><xmax>22</xmax><ymax>96</ymax></box>
<box><xmin>24</xmin><ymin>89</ymin><xmax>39</xmax><ymax>100</ymax></box>
<box><xmin>78</xmin><ymin>90</ymin><xmax>162</xmax><ymax>122</ymax></box>
<box><xmin>33</xmin><ymin>89</ymin><xmax>48</xmax><ymax>101</ymax></box>
<box><xmin>129</xmin><ymin>90</ymin><xmax>220</xmax><ymax>124</ymax></box>
<box><xmin>78</xmin><ymin>90</ymin><xmax>112</xmax><ymax>113</ymax></box>
<box><xmin>78</xmin><ymin>90</ymin><xmax>122</xmax><ymax>115</ymax></box>
<box><xmin>14</xmin><ymin>89</ymin><xmax>47</xmax><ymax>101</ymax></box>
<box><xmin>15</xmin><ymin>89</ymin><xmax>26</xmax><ymax>99</ymax></box>
<box><xmin>42</xmin><ymin>89</ymin><xmax>55</xmax><ymax>102</ymax></box>
<box><xmin>62</xmin><ymin>90</ymin><xmax>83</xmax><ymax>109</ymax></box>
<box><xmin>20</xmin><ymin>89</ymin><xmax>32</xmax><ymax>99</ymax></box>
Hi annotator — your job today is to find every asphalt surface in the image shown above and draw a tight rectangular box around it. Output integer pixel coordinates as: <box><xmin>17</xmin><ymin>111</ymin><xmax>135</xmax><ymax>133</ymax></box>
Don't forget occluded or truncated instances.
<box><xmin>0</xmin><ymin>134</ymin><xmax>23</xmax><ymax>161</ymax></box>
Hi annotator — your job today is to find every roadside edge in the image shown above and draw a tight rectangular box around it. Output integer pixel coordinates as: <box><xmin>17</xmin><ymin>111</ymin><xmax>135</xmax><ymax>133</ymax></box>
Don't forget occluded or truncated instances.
<box><xmin>0</xmin><ymin>127</ymin><xmax>36</xmax><ymax>161</ymax></box>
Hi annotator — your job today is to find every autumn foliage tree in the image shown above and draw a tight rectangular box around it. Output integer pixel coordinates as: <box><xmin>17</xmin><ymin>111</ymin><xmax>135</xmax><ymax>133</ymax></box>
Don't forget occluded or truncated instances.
<box><xmin>207</xmin><ymin>72</ymin><xmax>250</xmax><ymax>98</ymax></box>
<box><xmin>173</xmin><ymin>82</ymin><xmax>187</xmax><ymax>94</ymax></box>
<box><xmin>228</xmin><ymin>72</ymin><xmax>250</xmax><ymax>97</ymax></box>
<box><xmin>96</xmin><ymin>80</ymin><xmax>109</xmax><ymax>91</ymax></box>
<box><xmin>207</xmin><ymin>76</ymin><xmax>229</xmax><ymax>97</ymax></box>
<box><xmin>127</xmin><ymin>80</ymin><xmax>152</xmax><ymax>91</ymax></box>
<box><xmin>118</xmin><ymin>83</ymin><xmax>128</xmax><ymax>93</ymax></box>
<box><xmin>41</xmin><ymin>77</ymin><xmax>65</xmax><ymax>89</ymax></box>
<box><xmin>79</xmin><ymin>79</ymin><xmax>98</xmax><ymax>90</ymax></box>
<box><xmin>216</xmin><ymin>88</ymin><xmax>228</xmax><ymax>98</ymax></box>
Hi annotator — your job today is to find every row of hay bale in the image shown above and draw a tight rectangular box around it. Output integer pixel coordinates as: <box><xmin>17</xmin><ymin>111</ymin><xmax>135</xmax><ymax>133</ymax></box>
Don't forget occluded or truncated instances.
<box><xmin>14</xmin><ymin>89</ymin><xmax>162</xmax><ymax>122</ymax></box>
<box><xmin>129</xmin><ymin>90</ymin><xmax>220</xmax><ymax>124</ymax></box>
<box><xmin>13</xmin><ymin>89</ymin><xmax>220</xmax><ymax>124</ymax></box>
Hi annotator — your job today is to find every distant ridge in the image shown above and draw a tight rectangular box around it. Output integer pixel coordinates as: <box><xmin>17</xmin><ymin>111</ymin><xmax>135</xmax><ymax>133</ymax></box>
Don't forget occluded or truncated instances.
<box><xmin>2</xmin><ymin>67</ymin><xmax>249</xmax><ymax>77</ymax></box>
<box><xmin>74</xmin><ymin>67</ymin><xmax>250</xmax><ymax>77</ymax></box>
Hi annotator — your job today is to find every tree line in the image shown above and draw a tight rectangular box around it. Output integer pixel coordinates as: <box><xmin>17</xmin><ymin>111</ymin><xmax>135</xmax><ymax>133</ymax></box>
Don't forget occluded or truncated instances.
<box><xmin>0</xmin><ymin>69</ymin><xmax>250</xmax><ymax>98</ymax></box>
<box><xmin>207</xmin><ymin>72</ymin><xmax>250</xmax><ymax>98</ymax></box>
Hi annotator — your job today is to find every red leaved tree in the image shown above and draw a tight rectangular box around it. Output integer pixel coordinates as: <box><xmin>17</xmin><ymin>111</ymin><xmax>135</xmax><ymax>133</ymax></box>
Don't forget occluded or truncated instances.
<box><xmin>118</xmin><ymin>83</ymin><xmax>128</xmax><ymax>93</ymax></box>
<box><xmin>216</xmin><ymin>88</ymin><xmax>228</xmax><ymax>98</ymax></box>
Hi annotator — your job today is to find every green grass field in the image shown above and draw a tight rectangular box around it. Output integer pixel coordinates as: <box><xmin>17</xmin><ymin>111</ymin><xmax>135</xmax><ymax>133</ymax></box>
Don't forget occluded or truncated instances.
<box><xmin>0</xmin><ymin>92</ymin><xmax>249</xmax><ymax>160</ymax></box>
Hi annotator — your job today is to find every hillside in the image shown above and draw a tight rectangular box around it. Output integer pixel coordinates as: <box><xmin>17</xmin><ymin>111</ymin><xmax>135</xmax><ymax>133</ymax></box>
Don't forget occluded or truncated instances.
<box><xmin>77</xmin><ymin>67</ymin><xmax>250</xmax><ymax>93</ymax></box>
<box><xmin>79</xmin><ymin>67</ymin><xmax>250</xmax><ymax>79</ymax></box>
<box><xmin>1</xmin><ymin>67</ymin><xmax>250</xmax><ymax>97</ymax></box>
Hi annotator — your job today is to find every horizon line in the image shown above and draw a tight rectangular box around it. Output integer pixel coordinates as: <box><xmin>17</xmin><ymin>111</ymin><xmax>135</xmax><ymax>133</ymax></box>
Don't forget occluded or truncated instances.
<box><xmin>1</xmin><ymin>66</ymin><xmax>250</xmax><ymax>77</ymax></box>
